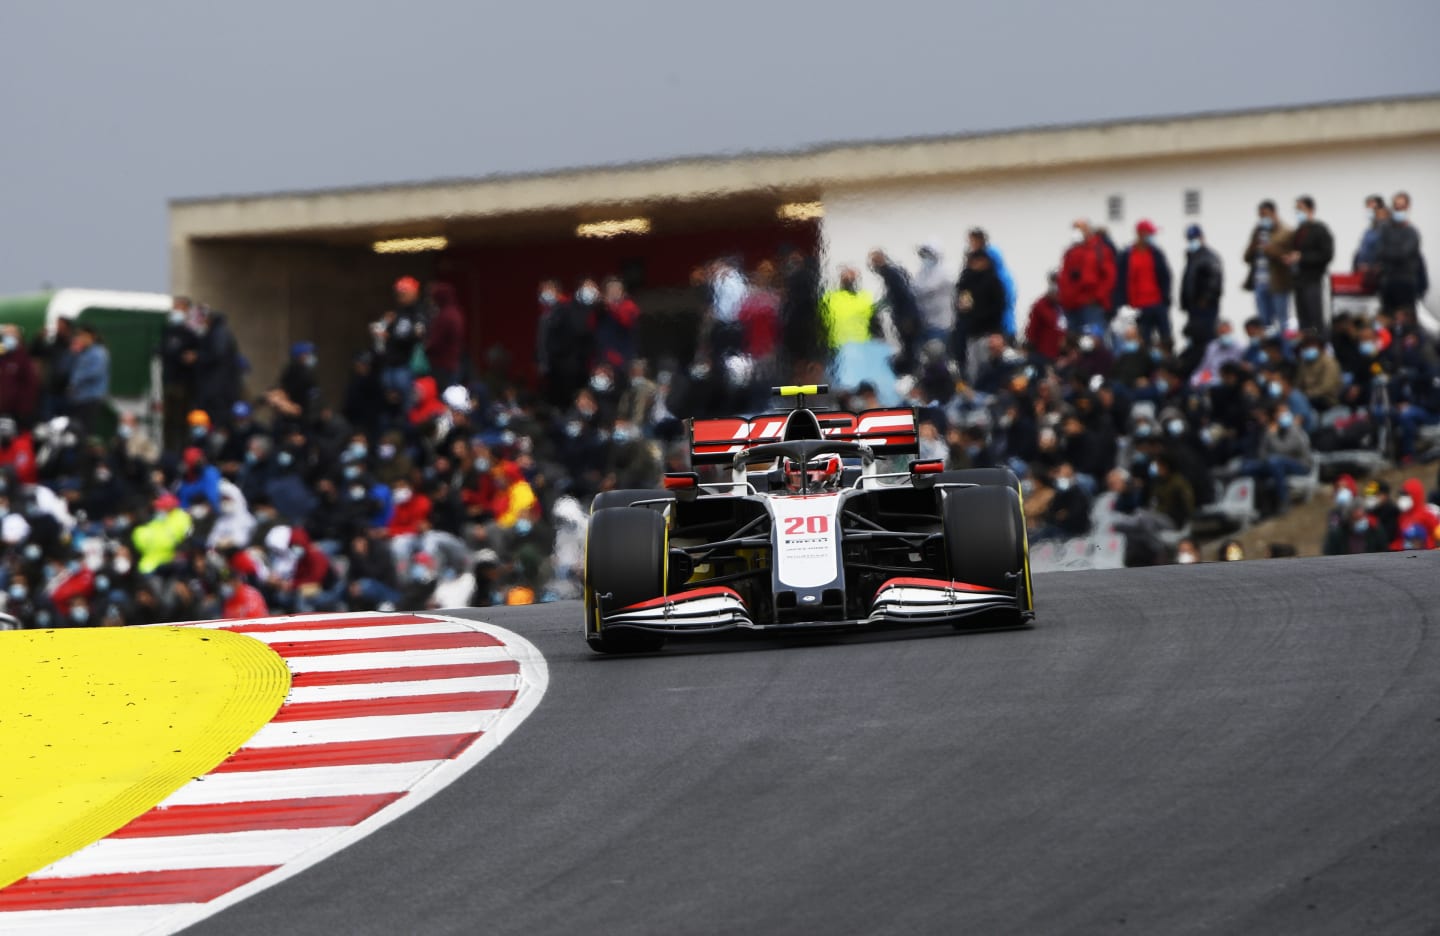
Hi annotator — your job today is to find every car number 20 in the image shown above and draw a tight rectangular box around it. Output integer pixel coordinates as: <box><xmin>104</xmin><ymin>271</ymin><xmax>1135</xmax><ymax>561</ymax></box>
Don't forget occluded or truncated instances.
<box><xmin>783</xmin><ymin>515</ymin><xmax>829</xmax><ymax>535</ymax></box>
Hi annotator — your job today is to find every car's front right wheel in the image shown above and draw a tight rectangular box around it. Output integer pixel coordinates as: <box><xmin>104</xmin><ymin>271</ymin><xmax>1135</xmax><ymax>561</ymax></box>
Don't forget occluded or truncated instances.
<box><xmin>941</xmin><ymin>484</ymin><xmax>1032</xmax><ymax>627</ymax></box>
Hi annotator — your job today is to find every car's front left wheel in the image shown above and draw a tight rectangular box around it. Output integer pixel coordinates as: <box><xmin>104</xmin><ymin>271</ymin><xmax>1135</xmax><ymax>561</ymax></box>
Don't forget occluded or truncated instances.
<box><xmin>584</xmin><ymin>506</ymin><xmax>668</xmax><ymax>654</ymax></box>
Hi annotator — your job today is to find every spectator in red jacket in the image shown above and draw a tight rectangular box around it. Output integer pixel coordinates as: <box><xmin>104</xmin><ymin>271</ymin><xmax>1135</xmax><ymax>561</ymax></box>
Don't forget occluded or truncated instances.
<box><xmin>408</xmin><ymin>376</ymin><xmax>448</xmax><ymax>428</ymax></box>
<box><xmin>387</xmin><ymin>478</ymin><xmax>433</xmax><ymax>536</ymax></box>
<box><xmin>0</xmin><ymin>418</ymin><xmax>38</xmax><ymax>484</ymax></box>
<box><xmin>425</xmin><ymin>283</ymin><xmax>466</xmax><ymax>391</ymax></box>
<box><xmin>221</xmin><ymin>576</ymin><xmax>269</xmax><ymax>619</ymax></box>
<box><xmin>0</xmin><ymin>326</ymin><xmax>40</xmax><ymax>426</ymax></box>
<box><xmin>1058</xmin><ymin>220</ymin><xmax>1116</xmax><ymax>337</ymax></box>
<box><xmin>1025</xmin><ymin>272</ymin><xmax>1067</xmax><ymax>363</ymax></box>
<box><xmin>1115</xmin><ymin>220</ymin><xmax>1174</xmax><ymax>346</ymax></box>
<box><xmin>1390</xmin><ymin>477</ymin><xmax>1439</xmax><ymax>550</ymax></box>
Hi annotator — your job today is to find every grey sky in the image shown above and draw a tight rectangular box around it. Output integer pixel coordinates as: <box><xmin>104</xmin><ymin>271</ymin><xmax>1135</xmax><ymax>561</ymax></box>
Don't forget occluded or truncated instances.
<box><xmin>3</xmin><ymin>0</ymin><xmax>1437</xmax><ymax>295</ymax></box>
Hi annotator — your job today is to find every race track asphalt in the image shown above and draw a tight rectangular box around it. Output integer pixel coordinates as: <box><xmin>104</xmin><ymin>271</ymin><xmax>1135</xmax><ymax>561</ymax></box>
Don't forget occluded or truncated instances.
<box><xmin>187</xmin><ymin>552</ymin><xmax>1440</xmax><ymax>936</ymax></box>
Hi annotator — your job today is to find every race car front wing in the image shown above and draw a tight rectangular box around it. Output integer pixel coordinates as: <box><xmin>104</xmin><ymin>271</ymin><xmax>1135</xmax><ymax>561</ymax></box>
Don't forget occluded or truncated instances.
<box><xmin>598</xmin><ymin>577</ymin><xmax>1024</xmax><ymax>634</ymax></box>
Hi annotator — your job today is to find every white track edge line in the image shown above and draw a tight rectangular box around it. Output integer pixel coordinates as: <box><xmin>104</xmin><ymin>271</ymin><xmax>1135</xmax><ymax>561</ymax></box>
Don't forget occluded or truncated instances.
<box><xmin>139</xmin><ymin>614</ymin><xmax>548</xmax><ymax>936</ymax></box>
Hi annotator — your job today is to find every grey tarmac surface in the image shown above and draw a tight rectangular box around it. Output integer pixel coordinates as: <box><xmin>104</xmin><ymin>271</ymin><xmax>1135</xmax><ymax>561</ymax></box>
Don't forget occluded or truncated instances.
<box><xmin>187</xmin><ymin>552</ymin><xmax>1440</xmax><ymax>936</ymax></box>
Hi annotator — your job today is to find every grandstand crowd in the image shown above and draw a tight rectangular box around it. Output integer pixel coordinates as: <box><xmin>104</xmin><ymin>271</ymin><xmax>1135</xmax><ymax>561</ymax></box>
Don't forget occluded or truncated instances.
<box><xmin>0</xmin><ymin>191</ymin><xmax>1436</xmax><ymax>627</ymax></box>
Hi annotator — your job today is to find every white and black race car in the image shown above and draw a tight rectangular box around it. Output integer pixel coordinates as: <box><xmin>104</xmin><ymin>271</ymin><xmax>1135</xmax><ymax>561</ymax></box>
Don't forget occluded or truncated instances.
<box><xmin>583</xmin><ymin>386</ymin><xmax>1035</xmax><ymax>653</ymax></box>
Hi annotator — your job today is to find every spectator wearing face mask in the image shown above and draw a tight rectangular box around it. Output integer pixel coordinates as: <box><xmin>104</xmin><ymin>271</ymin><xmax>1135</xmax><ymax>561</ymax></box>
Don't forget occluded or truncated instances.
<box><xmin>1025</xmin><ymin>272</ymin><xmax>1066</xmax><ymax>364</ymax></box>
<box><xmin>1179</xmin><ymin>225</ymin><xmax>1224</xmax><ymax>358</ymax></box>
<box><xmin>1240</xmin><ymin>406</ymin><xmax>1312</xmax><ymax>512</ymax></box>
<box><xmin>1148</xmin><ymin>453</ymin><xmax>1195</xmax><ymax>529</ymax></box>
<box><xmin>1389</xmin><ymin>477</ymin><xmax>1439</xmax><ymax>550</ymax></box>
<box><xmin>1115</xmin><ymin>220</ymin><xmax>1174</xmax><ymax>346</ymax></box>
<box><xmin>0</xmin><ymin>324</ymin><xmax>40</xmax><ymax>428</ymax></box>
<box><xmin>220</xmin><ymin>568</ymin><xmax>269</xmax><ymax>619</ymax></box>
<box><xmin>1242</xmin><ymin>200</ymin><xmax>1294</xmax><ymax>336</ymax></box>
<box><xmin>1058</xmin><ymin>220</ymin><xmax>1115</xmax><ymax>337</ymax></box>
<box><xmin>1376</xmin><ymin>191</ymin><xmax>1427</xmax><ymax>317</ymax></box>
<box><xmin>387</xmin><ymin>480</ymin><xmax>432</xmax><ymax>537</ymax></box>
<box><xmin>1354</xmin><ymin>195</ymin><xmax>1387</xmax><ymax>277</ymax></box>
<box><xmin>190</xmin><ymin>306</ymin><xmax>243</xmax><ymax>424</ymax></box>
<box><xmin>1323</xmin><ymin>481</ymin><xmax>1388</xmax><ymax>554</ymax></box>
<box><xmin>175</xmin><ymin>446</ymin><xmax>222</xmax><ymax>512</ymax></box>
<box><xmin>1283</xmin><ymin>196</ymin><xmax>1335</xmax><ymax>336</ymax></box>
<box><xmin>1189</xmin><ymin>320</ymin><xmax>1245</xmax><ymax>388</ymax></box>
<box><xmin>65</xmin><ymin>324</ymin><xmax>110</xmax><ymax>439</ymax></box>
<box><xmin>595</xmin><ymin>277</ymin><xmax>641</xmax><ymax>372</ymax></box>
<box><xmin>1295</xmin><ymin>336</ymin><xmax>1342</xmax><ymax>410</ymax></box>
<box><xmin>267</xmin><ymin>342</ymin><xmax>321</xmax><ymax>435</ymax></box>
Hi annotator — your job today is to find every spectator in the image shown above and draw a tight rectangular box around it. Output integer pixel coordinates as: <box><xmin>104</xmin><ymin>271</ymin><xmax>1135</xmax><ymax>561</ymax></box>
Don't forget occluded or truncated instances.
<box><xmin>1189</xmin><ymin>320</ymin><xmax>1245</xmax><ymax>388</ymax></box>
<box><xmin>176</xmin><ymin>447</ymin><xmax>222</xmax><ymax>512</ymax></box>
<box><xmin>709</xmin><ymin>260</ymin><xmax>748</xmax><ymax>360</ymax></box>
<box><xmin>821</xmin><ymin>266</ymin><xmax>875</xmax><ymax>355</ymax></box>
<box><xmin>0</xmin><ymin>324</ymin><xmax>40</xmax><ymax>427</ymax></box>
<box><xmin>969</xmin><ymin>229</ymin><xmax>1018</xmax><ymax>340</ymax></box>
<box><xmin>0</xmin><ymin>417</ymin><xmax>37</xmax><ymax>483</ymax></box>
<box><xmin>738</xmin><ymin>262</ymin><xmax>782</xmax><ymax>370</ymax></box>
<box><xmin>28</xmin><ymin>316</ymin><xmax>74</xmax><ymax>422</ymax></box>
<box><xmin>1243</xmin><ymin>199</ymin><xmax>1294</xmax><ymax>335</ymax></box>
<box><xmin>267</xmin><ymin>342</ymin><xmax>321</xmax><ymax>433</ymax></box>
<box><xmin>66</xmin><ymin>323</ymin><xmax>110</xmax><ymax>438</ymax></box>
<box><xmin>1295</xmin><ymin>335</ymin><xmax>1343</xmax><ymax>410</ymax></box>
<box><xmin>425</xmin><ymin>282</ymin><xmax>466</xmax><ymax>390</ymax></box>
<box><xmin>379</xmin><ymin>276</ymin><xmax>429</xmax><ymax>412</ymax></box>
<box><xmin>780</xmin><ymin>250</ymin><xmax>823</xmax><ymax>374</ymax></box>
<box><xmin>191</xmin><ymin>306</ymin><xmax>243</xmax><ymax>422</ymax></box>
<box><xmin>1353</xmin><ymin>194</ymin><xmax>1387</xmax><ymax>275</ymax></box>
<box><xmin>869</xmin><ymin>249</ymin><xmax>921</xmax><ymax>366</ymax></box>
<box><xmin>1115</xmin><ymin>219</ymin><xmax>1173</xmax><ymax>346</ymax></box>
<box><xmin>955</xmin><ymin>250</ymin><xmax>1007</xmax><ymax>380</ymax></box>
<box><xmin>1319</xmin><ymin>495</ymin><xmax>1388</xmax><ymax>552</ymax></box>
<box><xmin>1376</xmin><ymin>191</ymin><xmax>1426</xmax><ymax>316</ymax></box>
<box><xmin>1284</xmin><ymin>196</ymin><xmax>1335</xmax><ymax>336</ymax></box>
<box><xmin>1148</xmin><ymin>453</ymin><xmax>1195</xmax><ymax>529</ymax></box>
<box><xmin>1024</xmin><ymin>272</ymin><xmax>1066</xmax><ymax>363</ymax></box>
<box><xmin>912</xmin><ymin>242</ymin><xmax>955</xmax><ymax>351</ymax></box>
<box><xmin>133</xmin><ymin>493</ymin><xmax>193</xmax><ymax>574</ymax></box>
<box><xmin>1058</xmin><ymin>220</ymin><xmax>1115</xmax><ymax>337</ymax></box>
<box><xmin>596</xmin><ymin>277</ymin><xmax>641</xmax><ymax>371</ymax></box>
<box><xmin>1239</xmin><ymin>405</ymin><xmax>1312</xmax><ymax>512</ymax></box>
<box><xmin>1390</xmin><ymin>477</ymin><xmax>1439</xmax><ymax>550</ymax></box>
<box><xmin>161</xmin><ymin>297</ymin><xmax>199</xmax><ymax>446</ymax></box>
<box><xmin>1179</xmin><ymin>224</ymin><xmax>1224</xmax><ymax>360</ymax></box>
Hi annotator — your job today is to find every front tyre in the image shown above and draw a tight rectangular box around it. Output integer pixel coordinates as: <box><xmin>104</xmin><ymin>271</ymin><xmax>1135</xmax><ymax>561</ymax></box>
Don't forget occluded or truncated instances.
<box><xmin>941</xmin><ymin>484</ymin><xmax>1033</xmax><ymax>627</ymax></box>
<box><xmin>584</xmin><ymin>506</ymin><xmax>668</xmax><ymax>653</ymax></box>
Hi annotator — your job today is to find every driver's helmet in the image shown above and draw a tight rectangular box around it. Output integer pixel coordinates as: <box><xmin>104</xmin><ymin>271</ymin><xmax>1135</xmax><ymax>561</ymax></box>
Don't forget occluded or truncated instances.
<box><xmin>783</xmin><ymin>454</ymin><xmax>843</xmax><ymax>493</ymax></box>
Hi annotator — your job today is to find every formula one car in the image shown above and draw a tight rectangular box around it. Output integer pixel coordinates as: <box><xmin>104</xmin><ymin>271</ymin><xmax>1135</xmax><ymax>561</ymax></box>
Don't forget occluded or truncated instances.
<box><xmin>583</xmin><ymin>386</ymin><xmax>1034</xmax><ymax>653</ymax></box>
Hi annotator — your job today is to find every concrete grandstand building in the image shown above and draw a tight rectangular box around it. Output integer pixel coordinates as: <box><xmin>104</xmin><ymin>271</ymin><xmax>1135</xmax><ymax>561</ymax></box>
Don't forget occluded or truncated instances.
<box><xmin>169</xmin><ymin>95</ymin><xmax>1440</xmax><ymax>395</ymax></box>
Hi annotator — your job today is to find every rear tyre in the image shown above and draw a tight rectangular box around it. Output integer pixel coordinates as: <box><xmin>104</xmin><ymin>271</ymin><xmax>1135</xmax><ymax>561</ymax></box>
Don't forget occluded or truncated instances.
<box><xmin>934</xmin><ymin>467</ymin><xmax>1021</xmax><ymax>492</ymax></box>
<box><xmin>591</xmin><ymin>489</ymin><xmax>675</xmax><ymax>513</ymax></box>
<box><xmin>941</xmin><ymin>485</ymin><xmax>1031</xmax><ymax>628</ymax></box>
<box><xmin>584</xmin><ymin>507</ymin><xmax>668</xmax><ymax>653</ymax></box>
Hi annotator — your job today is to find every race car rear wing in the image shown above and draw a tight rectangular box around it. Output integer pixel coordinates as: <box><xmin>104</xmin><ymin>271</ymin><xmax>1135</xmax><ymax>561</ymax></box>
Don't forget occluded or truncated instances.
<box><xmin>689</xmin><ymin>408</ymin><xmax>919</xmax><ymax>465</ymax></box>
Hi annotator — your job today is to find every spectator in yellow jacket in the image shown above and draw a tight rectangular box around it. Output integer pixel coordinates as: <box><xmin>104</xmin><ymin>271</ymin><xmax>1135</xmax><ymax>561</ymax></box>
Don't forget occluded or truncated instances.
<box><xmin>133</xmin><ymin>494</ymin><xmax>194</xmax><ymax>574</ymax></box>
<box><xmin>820</xmin><ymin>266</ymin><xmax>875</xmax><ymax>352</ymax></box>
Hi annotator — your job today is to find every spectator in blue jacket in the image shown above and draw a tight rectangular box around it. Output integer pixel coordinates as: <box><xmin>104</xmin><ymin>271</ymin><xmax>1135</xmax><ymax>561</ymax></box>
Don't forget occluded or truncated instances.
<box><xmin>970</xmin><ymin>229</ymin><xmax>1017</xmax><ymax>339</ymax></box>
<box><xmin>66</xmin><ymin>323</ymin><xmax>110</xmax><ymax>438</ymax></box>
<box><xmin>176</xmin><ymin>447</ymin><xmax>223</xmax><ymax>512</ymax></box>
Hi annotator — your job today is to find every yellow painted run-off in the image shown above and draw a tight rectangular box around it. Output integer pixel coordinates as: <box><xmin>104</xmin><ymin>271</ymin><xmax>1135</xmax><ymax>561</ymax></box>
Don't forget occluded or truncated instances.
<box><xmin>0</xmin><ymin>627</ymin><xmax>290</xmax><ymax>888</ymax></box>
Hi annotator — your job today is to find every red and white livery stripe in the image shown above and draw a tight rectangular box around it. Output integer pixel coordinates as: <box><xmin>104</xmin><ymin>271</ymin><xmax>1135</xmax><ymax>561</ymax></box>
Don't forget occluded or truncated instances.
<box><xmin>0</xmin><ymin>612</ymin><xmax>547</xmax><ymax>936</ymax></box>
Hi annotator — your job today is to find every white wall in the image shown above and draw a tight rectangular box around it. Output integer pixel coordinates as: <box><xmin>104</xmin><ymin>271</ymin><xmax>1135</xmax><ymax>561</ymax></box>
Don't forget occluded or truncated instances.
<box><xmin>820</xmin><ymin>138</ymin><xmax>1439</xmax><ymax>334</ymax></box>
